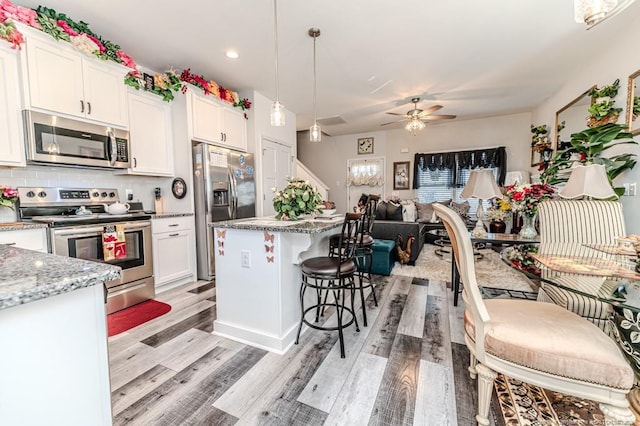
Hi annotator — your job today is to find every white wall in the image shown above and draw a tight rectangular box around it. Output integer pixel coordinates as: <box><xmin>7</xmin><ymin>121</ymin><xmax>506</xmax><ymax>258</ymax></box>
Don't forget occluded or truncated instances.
<box><xmin>297</xmin><ymin>112</ymin><xmax>532</xmax><ymax>212</ymax></box>
<box><xmin>532</xmin><ymin>13</ymin><xmax>640</xmax><ymax>234</ymax></box>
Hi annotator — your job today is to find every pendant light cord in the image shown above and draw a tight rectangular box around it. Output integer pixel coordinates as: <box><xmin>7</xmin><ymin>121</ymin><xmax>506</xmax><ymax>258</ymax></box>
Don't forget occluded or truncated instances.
<box><xmin>273</xmin><ymin>0</ymin><xmax>280</xmax><ymax>102</ymax></box>
<box><xmin>312</xmin><ymin>32</ymin><xmax>317</xmax><ymax>125</ymax></box>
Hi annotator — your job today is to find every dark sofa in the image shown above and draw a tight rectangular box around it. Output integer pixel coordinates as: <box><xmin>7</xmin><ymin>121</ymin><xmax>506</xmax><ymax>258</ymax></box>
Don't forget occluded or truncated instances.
<box><xmin>370</xmin><ymin>220</ymin><xmax>427</xmax><ymax>265</ymax></box>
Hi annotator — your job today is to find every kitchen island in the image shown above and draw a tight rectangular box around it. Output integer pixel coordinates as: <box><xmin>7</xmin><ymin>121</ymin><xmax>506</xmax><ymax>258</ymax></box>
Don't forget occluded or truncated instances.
<box><xmin>0</xmin><ymin>245</ymin><xmax>121</xmax><ymax>426</ymax></box>
<box><xmin>211</xmin><ymin>216</ymin><xmax>343</xmax><ymax>353</ymax></box>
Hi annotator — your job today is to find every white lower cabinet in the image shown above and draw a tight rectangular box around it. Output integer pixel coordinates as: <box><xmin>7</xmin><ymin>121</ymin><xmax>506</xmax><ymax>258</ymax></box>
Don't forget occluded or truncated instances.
<box><xmin>152</xmin><ymin>216</ymin><xmax>196</xmax><ymax>290</ymax></box>
<box><xmin>0</xmin><ymin>228</ymin><xmax>48</xmax><ymax>253</ymax></box>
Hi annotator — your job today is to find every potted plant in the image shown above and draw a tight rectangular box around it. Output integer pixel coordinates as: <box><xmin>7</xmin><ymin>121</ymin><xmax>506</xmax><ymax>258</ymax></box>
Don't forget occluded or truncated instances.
<box><xmin>587</xmin><ymin>79</ymin><xmax>623</xmax><ymax>127</ymax></box>
<box><xmin>272</xmin><ymin>177</ymin><xmax>324</xmax><ymax>220</ymax></box>
<box><xmin>541</xmin><ymin>123</ymin><xmax>637</xmax><ymax>197</ymax></box>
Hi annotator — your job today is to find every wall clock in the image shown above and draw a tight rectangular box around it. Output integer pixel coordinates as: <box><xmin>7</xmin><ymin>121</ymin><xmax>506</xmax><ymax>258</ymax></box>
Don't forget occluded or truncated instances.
<box><xmin>171</xmin><ymin>177</ymin><xmax>187</xmax><ymax>199</ymax></box>
<box><xmin>357</xmin><ymin>137</ymin><xmax>374</xmax><ymax>155</ymax></box>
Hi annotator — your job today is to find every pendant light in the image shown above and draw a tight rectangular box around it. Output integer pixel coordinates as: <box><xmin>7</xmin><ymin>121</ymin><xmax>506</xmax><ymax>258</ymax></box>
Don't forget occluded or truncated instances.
<box><xmin>309</xmin><ymin>28</ymin><xmax>321</xmax><ymax>143</ymax></box>
<box><xmin>574</xmin><ymin>0</ymin><xmax>637</xmax><ymax>29</ymax></box>
<box><xmin>270</xmin><ymin>0</ymin><xmax>285</xmax><ymax>126</ymax></box>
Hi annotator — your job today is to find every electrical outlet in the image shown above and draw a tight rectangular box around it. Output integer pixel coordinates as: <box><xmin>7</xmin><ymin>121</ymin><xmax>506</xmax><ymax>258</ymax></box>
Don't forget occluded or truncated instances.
<box><xmin>125</xmin><ymin>189</ymin><xmax>133</xmax><ymax>200</ymax></box>
<box><xmin>241</xmin><ymin>250</ymin><xmax>251</xmax><ymax>268</ymax></box>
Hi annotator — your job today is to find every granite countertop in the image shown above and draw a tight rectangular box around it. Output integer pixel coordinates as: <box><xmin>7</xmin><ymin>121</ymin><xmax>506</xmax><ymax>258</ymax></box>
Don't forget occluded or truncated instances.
<box><xmin>0</xmin><ymin>222</ymin><xmax>49</xmax><ymax>232</ymax></box>
<box><xmin>151</xmin><ymin>212</ymin><xmax>194</xmax><ymax>219</ymax></box>
<box><xmin>0</xmin><ymin>245</ymin><xmax>121</xmax><ymax>310</ymax></box>
<box><xmin>211</xmin><ymin>216</ymin><xmax>344</xmax><ymax>234</ymax></box>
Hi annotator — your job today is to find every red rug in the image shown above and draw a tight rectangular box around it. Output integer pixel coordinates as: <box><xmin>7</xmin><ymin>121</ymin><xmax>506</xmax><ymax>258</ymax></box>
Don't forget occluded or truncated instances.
<box><xmin>107</xmin><ymin>300</ymin><xmax>172</xmax><ymax>337</ymax></box>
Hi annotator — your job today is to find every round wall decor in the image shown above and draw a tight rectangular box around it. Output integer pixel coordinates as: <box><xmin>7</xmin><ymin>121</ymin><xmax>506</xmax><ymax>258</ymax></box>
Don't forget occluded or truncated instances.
<box><xmin>171</xmin><ymin>177</ymin><xmax>187</xmax><ymax>199</ymax></box>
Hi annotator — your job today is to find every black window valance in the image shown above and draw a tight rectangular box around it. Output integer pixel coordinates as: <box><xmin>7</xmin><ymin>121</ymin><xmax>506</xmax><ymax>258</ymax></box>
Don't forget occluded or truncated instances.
<box><xmin>413</xmin><ymin>146</ymin><xmax>507</xmax><ymax>188</ymax></box>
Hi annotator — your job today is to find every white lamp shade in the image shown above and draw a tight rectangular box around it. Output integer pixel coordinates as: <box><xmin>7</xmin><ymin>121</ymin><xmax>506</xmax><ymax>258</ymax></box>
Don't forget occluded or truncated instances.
<box><xmin>559</xmin><ymin>163</ymin><xmax>617</xmax><ymax>199</ymax></box>
<box><xmin>504</xmin><ymin>171</ymin><xmax>530</xmax><ymax>186</ymax></box>
<box><xmin>460</xmin><ymin>169</ymin><xmax>503</xmax><ymax>200</ymax></box>
<box><xmin>310</xmin><ymin>123</ymin><xmax>321</xmax><ymax>143</ymax></box>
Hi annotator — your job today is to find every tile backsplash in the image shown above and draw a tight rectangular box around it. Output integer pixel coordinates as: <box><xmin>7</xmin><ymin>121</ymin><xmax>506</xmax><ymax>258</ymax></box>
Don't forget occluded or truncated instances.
<box><xmin>0</xmin><ymin>165</ymin><xmax>172</xmax><ymax>211</ymax></box>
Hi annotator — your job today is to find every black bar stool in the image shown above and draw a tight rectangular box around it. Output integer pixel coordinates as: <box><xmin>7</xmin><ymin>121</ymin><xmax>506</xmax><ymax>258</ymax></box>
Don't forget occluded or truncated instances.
<box><xmin>328</xmin><ymin>195</ymin><xmax>379</xmax><ymax>326</ymax></box>
<box><xmin>295</xmin><ymin>212</ymin><xmax>362</xmax><ymax>358</ymax></box>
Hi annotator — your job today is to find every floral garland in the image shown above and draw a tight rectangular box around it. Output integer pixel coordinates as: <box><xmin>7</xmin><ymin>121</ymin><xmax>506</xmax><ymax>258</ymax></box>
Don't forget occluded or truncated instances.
<box><xmin>0</xmin><ymin>1</ymin><xmax>251</xmax><ymax>112</ymax></box>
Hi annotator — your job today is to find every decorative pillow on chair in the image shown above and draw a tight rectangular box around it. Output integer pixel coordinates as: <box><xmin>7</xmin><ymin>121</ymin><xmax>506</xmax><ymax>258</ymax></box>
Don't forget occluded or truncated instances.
<box><xmin>415</xmin><ymin>202</ymin><xmax>437</xmax><ymax>223</ymax></box>
<box><xmin>450</xmin><ymin>200</ymin><xmax>471</xmax><ymax>220</ymax></box>
<box><xmin>386</xmin><ymin>201</ymin><xmax>403</xmax><ymax>221</ymax></box>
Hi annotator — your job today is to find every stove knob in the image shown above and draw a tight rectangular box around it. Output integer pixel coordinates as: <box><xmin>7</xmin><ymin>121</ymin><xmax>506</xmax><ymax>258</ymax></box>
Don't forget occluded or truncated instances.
<box><xmin>92</xmin><ymin>192</ymin><xmax>99</xmax><ymax>198</ymax></box>
<box><xmin>38</xmin><ymin>191</ymin><xmax>47</xmax><ymax>198</ymax></box>
<box><xmin>26</xmin><ymin>191</ymin><xmax>35</xmax><ymax>198</ymax></box>
<box><xmin>101</xmin><ymin>192</ymin><xmax>107</xmax><ymax>198</ymax></box>
<box><xmin>109</xmin><ymin>192</ymin><xmax>116</xmax><ymax>198</ymax></box>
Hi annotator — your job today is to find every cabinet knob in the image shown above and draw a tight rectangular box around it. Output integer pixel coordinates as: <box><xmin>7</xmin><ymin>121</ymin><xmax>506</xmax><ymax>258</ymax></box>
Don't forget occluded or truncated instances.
<box><xmin>169</xmin><ymin>233</ymin><xmax>180</xmax><ymax>237</ymax></box>
<box><xmin>87</xmin><ymin>102</ymin><xmax>92</xmax><ymax>115</ymax></box>
<box><xmin>80</xmin><ymin>100</ymin><xmax>84</xmax><ymax>113</ymax></box>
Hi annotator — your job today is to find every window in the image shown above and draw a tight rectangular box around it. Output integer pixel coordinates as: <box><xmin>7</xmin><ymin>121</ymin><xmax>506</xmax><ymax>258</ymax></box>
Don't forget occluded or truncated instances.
<box><xmin>414</xmin><ymin>147</ymin><xmax>506</xmax><ymax>214</ymax></box>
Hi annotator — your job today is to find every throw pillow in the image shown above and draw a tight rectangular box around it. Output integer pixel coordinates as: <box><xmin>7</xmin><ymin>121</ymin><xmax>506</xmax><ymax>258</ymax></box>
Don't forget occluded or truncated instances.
<box><xmin>386</xmin><ymin>201</ymin><xmax>403</xmax><ymax>221</ymax></box>
<box><xmin>401</xmin><ymin>200</ymin><xmax>417</xmax><ymax>222</ymax></box>
<box><xmin>375</xmin><ymin>201</ymin><xmax>387</xmax><ymax>220</ymax></box>
<box><xmin>415</xmin><ymin>202</ymin><xmax>436</xmax><ymax>222</ymax></box>
<box><xmin>450</xmin><ymin>200</ymin><xmax>471</xmax><ymax>220</ymax></box>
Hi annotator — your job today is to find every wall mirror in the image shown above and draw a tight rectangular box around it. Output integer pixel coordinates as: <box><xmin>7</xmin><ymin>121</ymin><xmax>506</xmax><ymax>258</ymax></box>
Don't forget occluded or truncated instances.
<box><xmin>555</xmin><ymin>86</ymin><xmax>595</xmax><ymax>151</ymax></box>
<box><xmin>626</xmin><ymin>69</ymin><xmax>640</xmax><ymax>136</ymax></box>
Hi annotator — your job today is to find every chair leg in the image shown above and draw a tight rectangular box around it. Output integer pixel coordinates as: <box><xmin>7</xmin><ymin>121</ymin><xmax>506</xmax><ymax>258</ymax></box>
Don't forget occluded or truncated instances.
<box><xmin>475</xmin><ymin>364</ymin><xmax>497</xmax><ymax>426</ymax></box>
<box><xmin>358</xmin><ymin>269</ymin><xmax>368</xmax><ymax>327</ymax></box>
<box><xmin>333</xmin><ymin>286</ymin><xmax>346</xmax><ymax>358</ymax></box>
<box><xmin>368</xmin><ymin>250</ymin><xmax>378</xmax><ymax>307</ymax></box>
<box><xmin>295</xmin><ymin>277</ymin><xmax>308</xmax><ymax>345</ymax></box>
<box><xmin>350</xmin><ymin>277</ymin><xmax>360</xmax><ymax>333</ymax></box>
<box><xmin>599</xmin><ymin>402</ymin><xmax>636</xmax><ymax>425</ymax></box>
<box><xmin>468</xmin><ymin>352</ymin><xmax>478</xmax><ymax>379</ymax></box>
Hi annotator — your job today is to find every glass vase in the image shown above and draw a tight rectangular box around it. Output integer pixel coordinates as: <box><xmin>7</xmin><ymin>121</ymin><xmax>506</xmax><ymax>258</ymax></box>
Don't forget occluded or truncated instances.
<box><xmin>0</xmin><ymin>206</ymin><xmax>18</xmax><ymax>223</ymax></box>
<box><xmin>519</xmin><ymin>214</ymin><xmax>538</xmax><ymax>239</ymax></box>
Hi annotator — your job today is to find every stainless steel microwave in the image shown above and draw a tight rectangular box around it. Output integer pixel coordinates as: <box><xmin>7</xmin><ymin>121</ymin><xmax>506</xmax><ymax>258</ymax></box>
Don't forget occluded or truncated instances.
<box><xmin>24</xmin><ymin>110</ymin><xmax>131</xmax><ymax>169</ymax></box>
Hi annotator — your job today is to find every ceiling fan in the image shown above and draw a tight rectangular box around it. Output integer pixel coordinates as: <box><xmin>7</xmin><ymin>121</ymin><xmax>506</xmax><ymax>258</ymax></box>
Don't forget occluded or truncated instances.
<box><xmin>381</xmin><ymin>97</ymin><xmax>456</xmax><ymax>129</ymax></box>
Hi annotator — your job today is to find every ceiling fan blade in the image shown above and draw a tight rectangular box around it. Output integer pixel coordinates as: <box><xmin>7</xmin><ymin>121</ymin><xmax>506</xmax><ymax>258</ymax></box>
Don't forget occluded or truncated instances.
<box><xmin>380</xmin><ymin>120</ymin><xmax>404</xmax><ymax>126</ymax></box>
<box><xmin>385</xmin><ymin>112</ymin><xmax>406</xmax><ymax>116</ymax></box>
<box><xmin>422</xmin><ymin>114</ymin><xmax>457</xmax><ymax>121</ymax></box>
<box><xmin>417</xmin><ymin>105</ymin><xmax>443</xmax><ymax>116</ymax></box>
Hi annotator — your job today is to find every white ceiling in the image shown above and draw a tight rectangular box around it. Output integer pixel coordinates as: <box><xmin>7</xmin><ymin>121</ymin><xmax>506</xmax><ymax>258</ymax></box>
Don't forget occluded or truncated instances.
<box><xmin>16</xmin><ymin>0</ymin><xmax>640</xmax><ymax>135</ymax></box>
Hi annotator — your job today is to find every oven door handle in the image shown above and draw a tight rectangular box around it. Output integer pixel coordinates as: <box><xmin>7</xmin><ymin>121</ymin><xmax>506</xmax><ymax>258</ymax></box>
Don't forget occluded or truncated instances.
<box><xmin>53</xmin><ymin>223</ymin><xmax>150</xmax><ymax>236</ymax></box>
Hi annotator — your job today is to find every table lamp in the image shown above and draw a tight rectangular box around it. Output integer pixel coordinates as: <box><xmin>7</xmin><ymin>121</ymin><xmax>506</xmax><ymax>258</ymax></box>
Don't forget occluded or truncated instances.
<box><xmin>559</xmin><ymin>163</ymin><xmax>617</xmax><ymax>199</ymax></box>
<box><xmin>461</xmin><ymin>169</ymin><xmax>503</xmax><ymax>237</ymax></box>
<box><xmin>504</xmin><ymin>171</ymin><xmax>530</xmax><ymax>187</ymax></box>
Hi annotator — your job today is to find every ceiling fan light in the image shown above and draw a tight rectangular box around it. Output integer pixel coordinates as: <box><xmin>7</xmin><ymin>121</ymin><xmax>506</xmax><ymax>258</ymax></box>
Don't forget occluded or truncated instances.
<box><xmin>310</xmin><ymin>123</ymin><xmax>322</xmax><ymax>143</ymax></box>
<box><xmin>271</xmin><ymin>100</ymin><xmax>285</xmax><ymax>126</ymax></box>
<box><xmin>574</xmin><ymin>0</ymin><xmax>635</xmax><ymax>28</ymax></box>
<box><xmin>405</xmin><ymin>118</ymin><xmax>425</xmax><ymax>136</ymax></box>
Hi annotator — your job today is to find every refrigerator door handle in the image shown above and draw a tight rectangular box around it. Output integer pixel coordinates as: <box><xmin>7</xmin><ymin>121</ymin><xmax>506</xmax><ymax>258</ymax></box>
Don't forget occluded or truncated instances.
<box><xmin>228</xmin><ymin>170</ymin><xmax>236</xmax><ymax>219</ymax></box>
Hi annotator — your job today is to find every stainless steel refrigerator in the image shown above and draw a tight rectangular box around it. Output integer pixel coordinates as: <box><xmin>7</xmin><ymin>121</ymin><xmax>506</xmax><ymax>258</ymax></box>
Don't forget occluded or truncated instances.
<box><xmin>193</xmin><ymin>143</ymin><xmax>256</xmax><ymax>280</ymax></box>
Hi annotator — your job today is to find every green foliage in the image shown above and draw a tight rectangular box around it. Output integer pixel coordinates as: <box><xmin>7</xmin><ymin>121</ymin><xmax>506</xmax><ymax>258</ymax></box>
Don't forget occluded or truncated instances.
<box><xmin>633</xmin><ymin>96</ymin><xmax>640</xmax><ymax>117</ymax></box>
<box><xmin>272</xmin><ymin>177</ymin><xmax>324</xmax><ymax>220</ymax></box>
<box><xmin>588</xmin><ymin>100</ymin><xmax>622</xmax><ymax>120</ymax></box>
<box><xmin>588</xmin><ymin>79</ymin><xmax>620</xmax><ymax>98</ymax></box>
<box><xmin>541</xmin><ymin>123</ymin><xmax>637</xmax><ymax>196</ymax></box>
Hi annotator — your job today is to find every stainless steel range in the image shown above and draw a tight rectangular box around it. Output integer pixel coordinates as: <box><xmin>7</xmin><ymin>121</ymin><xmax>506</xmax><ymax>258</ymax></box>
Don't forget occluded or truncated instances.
<box><xmin>18</xmin><ymin>187</ymin><xmax>154</xmax><ymax>314</ymax></box>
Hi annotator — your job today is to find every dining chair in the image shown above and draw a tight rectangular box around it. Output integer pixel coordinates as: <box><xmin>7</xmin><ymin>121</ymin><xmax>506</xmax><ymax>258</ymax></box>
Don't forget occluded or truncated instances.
<box><xmin>433</xmin><ymin>203</ymin><xmax>635</xmax><ymax>426</ymax></box>
<box><xmin>537</xmin><ymin>199</ymin><xmax>626</xmax><ymax>331</ymax></box>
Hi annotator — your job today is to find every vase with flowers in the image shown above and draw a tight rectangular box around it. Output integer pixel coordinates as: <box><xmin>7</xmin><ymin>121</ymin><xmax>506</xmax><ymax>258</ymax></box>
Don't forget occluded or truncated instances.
<box><xmin>272</xmin><ymin>177</ymin><xmax>324</xmax><ymax>221</ymax></box>
<box><xmin>0</xmin><ymin>185</ymin><xmax>19</xmax><ymax>223</ymax></box>
<box><xmin>486</xmin><ymin>198</ymin><xmax>511</xmax><ymax>234</ymax></box>
<box><xmin>505</xmin><ymin>183</ymin><xmax>555</xmax><ymax>239</ymax></box>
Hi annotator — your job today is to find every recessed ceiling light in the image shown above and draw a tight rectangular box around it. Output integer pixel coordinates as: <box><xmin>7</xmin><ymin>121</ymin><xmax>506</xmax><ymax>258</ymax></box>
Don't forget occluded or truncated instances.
<box><xmin>225</xmin><ymin>50</ymin><xmax>239</xmax><ymax>59</ymax></box>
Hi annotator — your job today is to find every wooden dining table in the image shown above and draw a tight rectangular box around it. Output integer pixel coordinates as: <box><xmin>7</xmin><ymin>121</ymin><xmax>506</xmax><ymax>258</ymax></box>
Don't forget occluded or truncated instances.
<box><xmin>502</xmin><ymin>242</ymin><xmax>640</xmax><ymax>416</ymax></box>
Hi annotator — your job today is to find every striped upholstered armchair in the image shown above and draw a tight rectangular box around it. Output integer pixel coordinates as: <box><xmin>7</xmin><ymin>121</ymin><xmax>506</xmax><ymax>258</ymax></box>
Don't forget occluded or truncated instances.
<box><xmin>537</xmin><ymin>199</ymin><xmax>626</xmax><ymax>331</ymax></box>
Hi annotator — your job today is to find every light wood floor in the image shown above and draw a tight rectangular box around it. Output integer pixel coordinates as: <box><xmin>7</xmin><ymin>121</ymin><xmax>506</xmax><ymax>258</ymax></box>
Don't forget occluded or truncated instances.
<box><xmin>108</xmin><ymin>275</ymin><xmax>482</xmax><ymax>425</ymax></box>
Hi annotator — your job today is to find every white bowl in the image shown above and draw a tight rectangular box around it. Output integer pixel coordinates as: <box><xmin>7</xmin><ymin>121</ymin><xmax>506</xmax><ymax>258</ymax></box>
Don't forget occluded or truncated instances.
<box><xmin>319</xmin><ymin>208</ymin><xmax>337</xmax><ymax>216</ymax></box>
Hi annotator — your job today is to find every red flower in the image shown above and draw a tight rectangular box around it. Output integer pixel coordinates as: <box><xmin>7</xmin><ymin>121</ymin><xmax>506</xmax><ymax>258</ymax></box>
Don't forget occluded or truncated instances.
<box><xmin>57</xmin><ymin>20</ymin><xmax>78</xmax><ymax>36</ymax></box>
<box><xmin>85</xmin><ymin>33</ymin><xmax>106</xmax><ymax>54</ymax></box>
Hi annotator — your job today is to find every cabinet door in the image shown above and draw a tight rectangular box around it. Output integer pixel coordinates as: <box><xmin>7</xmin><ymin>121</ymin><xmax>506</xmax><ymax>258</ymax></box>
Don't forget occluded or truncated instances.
<box><xmin>221</xmin><ymin>108</ymin><xmax>247</xmax><ymax>151</ymax></box>
<box><xmin>0</xmin><ymin>46</ymin><xmax>25</xmax><ymax>166</ymax></box>
<box><xmin>26</xmin><ymin>38</ymin><xmax>85</xmax><ymax>118</ymax></box>
<box><xmin>127</xmin><ymin>92</ymin><xmax>174</xmax><ymax>176</ymax></box>
<box><xmin>191</xmin><ymin>94</ymin><xmax>222</xmax><ymax>143</ymax></box>
<box><xmin>153</xmin><ymin>230</ymin><xmax>195</xmax><ymax>286</ymax></box>
<box><xmin>82</xmin><ymin>61</ymin><xmax>128</xmax><ymax>127</ymax></box>
<box><xmin>0</xmin><ymin>228</ymin><xmax>48</xmax><ymax>253</ymax></box>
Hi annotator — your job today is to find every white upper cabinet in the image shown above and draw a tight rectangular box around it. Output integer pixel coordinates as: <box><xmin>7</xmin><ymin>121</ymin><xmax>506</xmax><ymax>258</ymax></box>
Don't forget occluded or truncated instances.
<box><xmin>122</xmin><ymin>90</ymin><xmax>174</xmax><ymax>176</ymax></box>
<box><xmin>24</xmin><ymin>31</ymin><xmax>128</xmax><ymax>128</ymax></box>
<box><xmin>0</xmin><ymin>44</ymin><xmax>26</xmax><ymax>167</ymax></box>
<box><xmin>189</xmin><ymin>90</ymin><xmax>247</xmax><ymax>151</ymax></box>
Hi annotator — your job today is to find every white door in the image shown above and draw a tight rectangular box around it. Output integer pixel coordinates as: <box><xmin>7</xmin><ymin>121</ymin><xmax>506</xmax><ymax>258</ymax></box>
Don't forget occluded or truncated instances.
<box><xmin>0</xmin><ymin>45</ymin><xmax>25</xmax><ymax>167</ymax></box>
<box><xmin>82</xmin><ymin>60</ymin><xmax>128</xmax><ymax>127</ymax></box>
<box><xmin>221</xmin><ymin>108</ymin><xmax>247</xmax><ymax>151</ymax></box>
<box><xmin>346</xmin><ymin>157</ymin><xmax>385</xmax><ymax>211</ymax></box>
<box><xmin>262</xmin><ymin>138</ymin><xmax>293</xmax><ymax>217</ymax></box>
